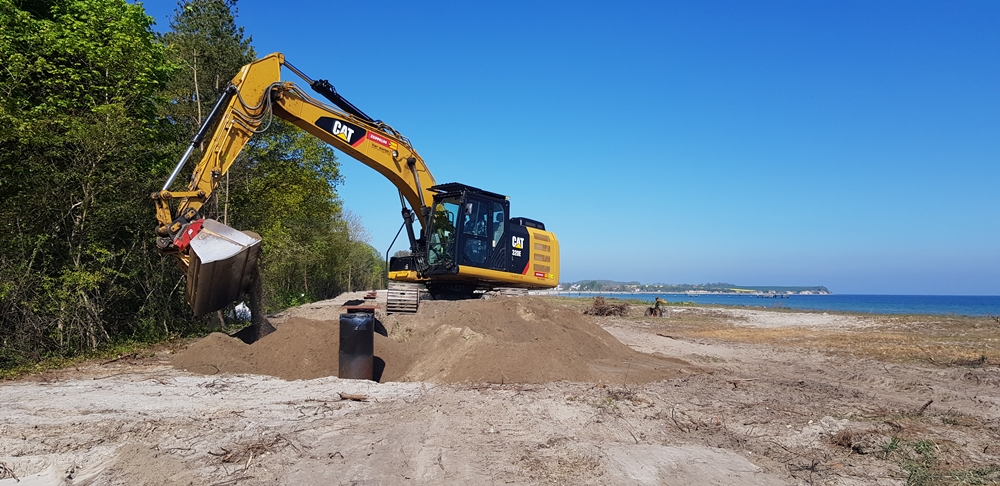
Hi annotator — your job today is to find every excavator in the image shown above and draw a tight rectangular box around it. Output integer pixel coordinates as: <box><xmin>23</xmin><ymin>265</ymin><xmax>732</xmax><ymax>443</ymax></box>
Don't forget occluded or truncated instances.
<box><xmin>153</xmin><ymin>53</ymin><xmax>559</xmax><ymax>320</ymax></box>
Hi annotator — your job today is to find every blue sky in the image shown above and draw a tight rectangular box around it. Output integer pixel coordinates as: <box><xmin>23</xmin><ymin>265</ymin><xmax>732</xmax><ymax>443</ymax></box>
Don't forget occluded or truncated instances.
<box><xmin>139</xmin><ymin>1</ymin><xmax>999</xmax><ymax>295</ymax></box>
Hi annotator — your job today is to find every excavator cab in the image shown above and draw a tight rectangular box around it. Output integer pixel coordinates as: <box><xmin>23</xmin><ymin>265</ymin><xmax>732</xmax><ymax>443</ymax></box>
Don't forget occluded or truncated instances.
<box><xmin>424</xmin><ymin>183</ymin><xmax>510</xmax><ymax>276</ymax></box>
<box><xmin>387</xmin><ymin>181</ymin><xmax>557</xmax><ymax>300</ymax></box>
<box><xmin>388</xmin><ymin>182</ymin><xmax>512</xmax><ymax>285</ymax></box>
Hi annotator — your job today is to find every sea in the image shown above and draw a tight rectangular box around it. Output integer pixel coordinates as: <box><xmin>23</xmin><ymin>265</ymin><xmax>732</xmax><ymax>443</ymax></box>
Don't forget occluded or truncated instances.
<box><xmin>551</xmin><ymin>292</ymin><xmax>1000</xmax><ymax>317</ymax></box>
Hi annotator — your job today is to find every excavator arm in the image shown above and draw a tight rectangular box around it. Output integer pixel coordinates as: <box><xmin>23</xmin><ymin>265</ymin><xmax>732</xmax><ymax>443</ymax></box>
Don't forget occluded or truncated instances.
<box><xmin>153</xmin><ymin>53</ymin><xmax>435</xmax><ymax>315</ymax></box>
<box><xmin>155</xmin><ymin>53</ymin><xmax>435</xmax><ymax>244</ymax></box>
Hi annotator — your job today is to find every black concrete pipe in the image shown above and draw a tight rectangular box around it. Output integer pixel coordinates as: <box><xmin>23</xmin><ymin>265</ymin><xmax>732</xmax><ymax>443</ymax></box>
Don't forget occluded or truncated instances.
<box><xmin>339</xmin><ymin>312</ymin><xmax>375</xmax><ymax>380</ymax></box>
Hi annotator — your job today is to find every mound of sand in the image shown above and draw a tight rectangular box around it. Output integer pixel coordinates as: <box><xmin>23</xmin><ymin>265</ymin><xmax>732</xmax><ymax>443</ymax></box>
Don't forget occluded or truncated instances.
<box><xmin>172</xmin><ymin>297</ymin><xmax>693</xmax><ymax>383</ymax></box>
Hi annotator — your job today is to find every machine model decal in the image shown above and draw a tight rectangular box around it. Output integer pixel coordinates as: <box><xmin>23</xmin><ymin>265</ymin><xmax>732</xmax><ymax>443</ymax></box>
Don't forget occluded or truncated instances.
<box><xmin>508</xmin><ymin>226</ymin><xmax>530</xmax><ymax>275</ymax></box>
<box><xmin>511</xmin><ymin>235</ymin><xmax>524</xmax><ymax>257</ymax></box>
<box><xmin>315</xmin><ymin>117</ymin><xmax>367</xmax><ymax>147</ymax></box>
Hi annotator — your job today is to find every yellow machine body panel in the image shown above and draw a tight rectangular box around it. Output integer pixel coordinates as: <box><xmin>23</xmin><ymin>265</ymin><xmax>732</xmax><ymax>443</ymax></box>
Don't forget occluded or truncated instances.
<box><xmin>387</xmin><ymin>269</ymin><xmax>422</xmax><ymax>283</ymax></box>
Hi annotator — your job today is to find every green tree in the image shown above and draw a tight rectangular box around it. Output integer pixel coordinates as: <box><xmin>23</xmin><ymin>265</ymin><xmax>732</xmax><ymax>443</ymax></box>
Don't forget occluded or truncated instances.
<box><xmin>0</xmin><ymin>0</ymin><xmax>177</xmax><ymax>366</ymax></box>
<box><xmin>341</xmin><ymin>209</ymin><xmax>385</xmax><ymax>293</ymax></box>
<box><xmin>158</xmin><ymin>0</ymin><xmax>384</xmax><ymax>312</ymax></box>
<box><xmin>159</xmin><ymin>0</ymin><xmax>254</xmax><ymax>231</ymax></box>
<box><xmin>228</xmin><ymin>119</ymin><xmax>355</xmax><ymax>309</ymax></box>
<box><xmin>160</xmin><ymin>0</ymin><xmax>253</xmax><ymax>131</ymax></box>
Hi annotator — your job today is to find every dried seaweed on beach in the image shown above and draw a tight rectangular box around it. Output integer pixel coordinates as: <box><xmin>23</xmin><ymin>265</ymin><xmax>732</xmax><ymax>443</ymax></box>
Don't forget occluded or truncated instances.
<box><xmin>584</xmin><ymin>296</ymin><xmax>629</xmax><ymax>317</ymax></box>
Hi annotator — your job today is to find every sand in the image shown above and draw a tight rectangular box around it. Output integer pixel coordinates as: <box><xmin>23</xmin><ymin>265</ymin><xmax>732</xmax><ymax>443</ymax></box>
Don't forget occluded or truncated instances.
<box><xmin>172</xmin><ymin>296</ymin><xmax>693</xmax><ymax>383</ymax></box>
<box><xmin>3</xmin><ymin>294</ymin><xmax>998</xmax><ymax>485</ymax></box>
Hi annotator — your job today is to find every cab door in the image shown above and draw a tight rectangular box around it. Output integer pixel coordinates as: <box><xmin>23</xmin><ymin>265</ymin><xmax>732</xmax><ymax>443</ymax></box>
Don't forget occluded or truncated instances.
<box><xmin>458</xmin><ymin>198</ymin><xmax>491</xmax><ymax>268</ymax></box>
<box><xmin>488</xmin><ymin>201</ymin><xmax>508</xmax><ymax>271</ymax></box>
<box><xmin>426</xmin><ymin>197</ymin><xmax>460</xmax><ymax>270</ymax></box>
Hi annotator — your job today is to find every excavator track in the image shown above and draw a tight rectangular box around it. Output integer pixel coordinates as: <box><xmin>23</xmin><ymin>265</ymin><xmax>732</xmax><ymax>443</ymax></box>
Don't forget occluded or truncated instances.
<box><xmin>387</xmin><ymin>282</ymin><xmax>423</xmax><ymax>314</ymax></box>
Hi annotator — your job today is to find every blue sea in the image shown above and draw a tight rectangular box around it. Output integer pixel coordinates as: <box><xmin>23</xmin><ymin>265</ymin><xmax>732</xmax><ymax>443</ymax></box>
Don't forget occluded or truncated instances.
<box><xmin>554</xmin><ymin>292</ymin><xmax>1000</xmax><ymax>317</ymax></box>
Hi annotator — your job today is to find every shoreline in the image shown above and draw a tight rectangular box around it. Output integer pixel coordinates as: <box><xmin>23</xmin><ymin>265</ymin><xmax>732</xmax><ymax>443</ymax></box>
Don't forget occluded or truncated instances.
<box><xmin>531</xmin><ymin>292</ymin><xmax>998</xmax><ymax>317</ymax></box>
<box><xmin>534</xmin><ymin>290</ymin><xmax>830</xmax><ymax>296</ymax></box>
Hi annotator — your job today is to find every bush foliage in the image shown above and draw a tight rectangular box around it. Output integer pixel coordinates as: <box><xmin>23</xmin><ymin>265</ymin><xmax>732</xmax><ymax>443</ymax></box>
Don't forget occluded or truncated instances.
<box><xmin>0</xmin><ymin>0</ymin><xmax>384</xmax><ymax>371</ymax></box>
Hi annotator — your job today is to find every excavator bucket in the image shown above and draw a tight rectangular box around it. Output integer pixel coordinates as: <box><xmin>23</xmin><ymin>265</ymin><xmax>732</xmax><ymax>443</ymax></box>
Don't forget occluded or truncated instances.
<box><xmin>185</xmin><ymin>219</ymin><xmax>262</xmax><ymax>316</ymax></box>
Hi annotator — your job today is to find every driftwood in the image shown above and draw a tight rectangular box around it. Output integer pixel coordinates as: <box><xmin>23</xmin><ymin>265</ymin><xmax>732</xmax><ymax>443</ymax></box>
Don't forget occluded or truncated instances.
<box><xmin>583</xmin><ymin>296</ymin><xmax>629</xmax><ymax>317</ymax></box>
<box><xmin>0</xmin><ymin>461</ymin><xmax>17</xmax><ymax>481</ymax></box>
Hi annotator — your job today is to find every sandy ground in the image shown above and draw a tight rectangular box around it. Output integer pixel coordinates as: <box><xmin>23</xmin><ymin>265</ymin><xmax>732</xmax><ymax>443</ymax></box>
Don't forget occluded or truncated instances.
<box><xmin>1</xmin><ymin>293</ymin><xmax>998</xmax><ymax>485</ymax></box>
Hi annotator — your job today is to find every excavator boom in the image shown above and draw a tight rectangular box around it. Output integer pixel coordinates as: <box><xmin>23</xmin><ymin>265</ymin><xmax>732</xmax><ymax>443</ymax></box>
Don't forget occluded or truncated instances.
<box><xmin>155</xmin><ymin>53</ymin><xmax>435</xmax><ymax>235</ymax></box>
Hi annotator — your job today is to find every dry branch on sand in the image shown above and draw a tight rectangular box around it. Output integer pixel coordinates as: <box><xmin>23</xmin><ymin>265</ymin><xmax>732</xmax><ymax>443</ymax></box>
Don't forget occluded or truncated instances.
<box><xmin>210</xmin><ymin>434</ymin><xmax>291</xmax><ymax>474</ymax></box>
<box><xmin>583</xmin><ymin>296</ymin><xmax>629</xmax><ymax>317</ymax></box>
<box><xmin>0</xmin><ymin>462</ymin><xmax>17</xmax><ymax>481</ymax></box>
<box><xmin>339</xmin><ymin>392</ymin><xmax>367</xmax><ymax>401</ymax></box>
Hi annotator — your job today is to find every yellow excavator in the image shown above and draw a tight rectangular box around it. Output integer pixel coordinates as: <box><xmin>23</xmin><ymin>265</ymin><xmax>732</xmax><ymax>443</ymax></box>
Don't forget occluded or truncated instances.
<box><xmin>153</xmin><ymin>53</ymin><xmax>559</xmax><ymax>319</ymax></box>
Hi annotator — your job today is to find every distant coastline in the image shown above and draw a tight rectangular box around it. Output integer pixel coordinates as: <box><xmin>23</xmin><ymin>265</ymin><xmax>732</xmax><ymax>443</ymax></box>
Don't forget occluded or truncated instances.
<box><xmin>557</xmin><ymin>280</ymin><xmax>830</xmax><ymax>296</ymax></box>
<box><xmin>540</xmin><ymin>289</ymin><xmax>831</xmax><ymax>297</ymax></box>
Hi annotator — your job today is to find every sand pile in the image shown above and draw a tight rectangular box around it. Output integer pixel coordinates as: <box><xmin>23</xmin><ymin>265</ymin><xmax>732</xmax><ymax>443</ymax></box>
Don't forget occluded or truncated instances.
<box><xmin>172</xmin><ymin>297</ymin><xmax>692</xmax><ymax>383</ymax></box>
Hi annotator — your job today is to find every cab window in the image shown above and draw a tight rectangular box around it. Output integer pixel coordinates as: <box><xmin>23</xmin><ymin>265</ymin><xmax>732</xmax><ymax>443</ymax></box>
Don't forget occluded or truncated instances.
<box><xmin>428</xmin><ymin>199</ymin><xmax>459</xmax><ymax>265</ymax></box>
<box><xmin>462</xmin><ymin>200</ymin><xmax>488</xmax><ymax>237</ymax></box>
<box><xmin>461</xmin><ymin>199</ymin><xmax>489</xmax><ymax>265</ymax></box>
<box><xmin>492</xmin><ymin>202</ymin><xmax>505</xmax><ymax>248</ymax></box>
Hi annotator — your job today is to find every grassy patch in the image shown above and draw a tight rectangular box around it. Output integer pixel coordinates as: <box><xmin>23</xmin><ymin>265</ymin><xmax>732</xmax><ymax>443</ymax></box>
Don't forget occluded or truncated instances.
<box><xmin>630</xmin><ymin>307</ymin><xmax>1000</xmax><ymax>367</ymax></box>
<box><xmin>0</xmin><ymin>338</ymin><xmax>179</xmax><ymax>381</ymax></box>
<box><xmin>548</xmin><ymin>293</ymin><xmax>999</xmax><ymax>365</ymax></box>
<box><xmin>870</xmin><ymin>436</ymin><xmax>1000</xmax><ymax>486</ymax></box>
<box><xmin>942</xmin><ymin>465</ymin><xmax>1000</xmax><ymax>485</ymax></box>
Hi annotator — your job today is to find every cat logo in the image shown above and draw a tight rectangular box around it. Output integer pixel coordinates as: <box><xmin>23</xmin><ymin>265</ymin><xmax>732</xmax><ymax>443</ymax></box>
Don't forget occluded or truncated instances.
<box><xmin>331</xmin><ymin>121</ymin><xmax>355</xmax><ymax>143</ymax></box>
<box><xmin>511</xmin><ymin>236</ymin><xmax>525</xmax><ymax>257</ymax></box>
<box><xmin>315</xmin><ymin>117</ymin><xmax>367</xmax><ymax>147</ymax></box>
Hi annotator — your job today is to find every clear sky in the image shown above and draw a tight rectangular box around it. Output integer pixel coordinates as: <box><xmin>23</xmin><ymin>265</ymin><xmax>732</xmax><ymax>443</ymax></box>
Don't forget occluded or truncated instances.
<box><xmin>139</xmin><ymin>1</ymin><xmax>999</xmax><ymax>295</ymax></box>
